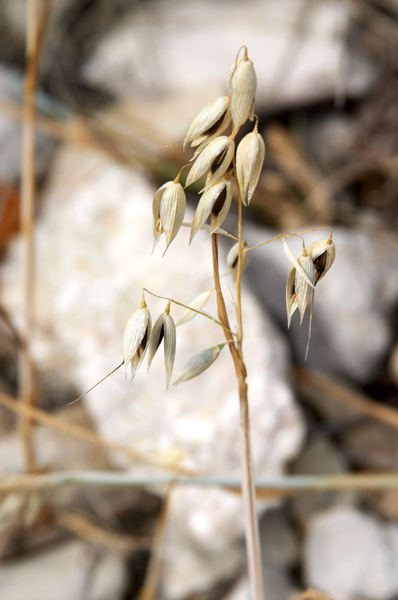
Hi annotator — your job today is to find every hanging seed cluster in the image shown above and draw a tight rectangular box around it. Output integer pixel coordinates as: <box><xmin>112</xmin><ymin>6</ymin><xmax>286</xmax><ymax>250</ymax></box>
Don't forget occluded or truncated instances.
<box><xmin>151</xmin><ymin>46</ymin><xmax>262</xmax><ymax>253</ymax></box>
<box><xmin>122</xmin><ymin>48</ymin><xmax>337</xmax><ymax>389</ymax></box>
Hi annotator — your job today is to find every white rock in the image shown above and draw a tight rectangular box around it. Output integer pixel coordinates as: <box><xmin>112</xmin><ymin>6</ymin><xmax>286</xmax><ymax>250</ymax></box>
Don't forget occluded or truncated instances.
<box><xmin>0</xmin><ymin>540</ymin><xmax>126</xmax><ymax>600</ymax></box>
<box><xmin>245</xmin><ymin>224</ymin><xmax>398</xmax><ymax>383</ymax></box>
<box><xmin>304</xmin><ymin>505</ymin><xmax>398</xmax><ymax>600</ymax></box>
<box><xmin>0</xmin><ymin>144</ymin><xmax>304</xmax><ymax>599</ymax></box>
<box><xmin>82</xmin><ymin>0</ymin><xmax>375</xmax><ymax>112</ymax></box>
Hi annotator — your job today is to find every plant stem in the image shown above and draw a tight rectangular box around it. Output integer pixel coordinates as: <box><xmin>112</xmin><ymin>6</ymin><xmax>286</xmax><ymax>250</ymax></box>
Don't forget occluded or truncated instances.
<box><xmin>211</xmin><ymin>234</ymin><xmax>264</xmax><ymax>600</ymax></box>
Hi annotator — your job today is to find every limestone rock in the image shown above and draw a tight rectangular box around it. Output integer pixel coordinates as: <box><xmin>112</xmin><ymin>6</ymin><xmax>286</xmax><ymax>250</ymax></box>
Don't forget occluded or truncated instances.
<box><xmin>304</xmin><ymin>505</ymin><xmax>398</xmax><ymax>600</ymax></box>
<box><xmin>82</xmin><ymin>0</ymin><xmax>375</xmax><ymax>113</ymax></box>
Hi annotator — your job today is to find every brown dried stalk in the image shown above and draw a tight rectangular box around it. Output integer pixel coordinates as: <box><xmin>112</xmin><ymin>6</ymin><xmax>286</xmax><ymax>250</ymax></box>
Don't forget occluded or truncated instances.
<box><xmin>211</xmin><ymin>233</ymin><xmax>264</xmax><ymax>600</ymax></box>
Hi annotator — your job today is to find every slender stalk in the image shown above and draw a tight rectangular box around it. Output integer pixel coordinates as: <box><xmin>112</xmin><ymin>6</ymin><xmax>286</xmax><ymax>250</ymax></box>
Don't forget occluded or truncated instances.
<box><xmin>19</xmin><ymin>0</ymin><xmax>52</xmax><ymax>474</ymax></box>
<box><xmin>3</xmin><ymin>470</ymin><xmax>398</xmax><ymax>494</ymax></box>
<box><xmin>19</xmin><ymin>0</ymin><xmax>40</xmax><ymax>473</ymax></box>
<box><xmin>211</xmin><ymin>234</ymin><xmax>264</xmax><ymax>600</ymax></box>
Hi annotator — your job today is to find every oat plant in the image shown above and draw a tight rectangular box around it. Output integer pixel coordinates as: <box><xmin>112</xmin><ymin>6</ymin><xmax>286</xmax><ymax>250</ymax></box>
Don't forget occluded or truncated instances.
<box><xmin>122</xmin><ymin>47</ymin><xmax>336</xmax><ymax>600</ymax></box>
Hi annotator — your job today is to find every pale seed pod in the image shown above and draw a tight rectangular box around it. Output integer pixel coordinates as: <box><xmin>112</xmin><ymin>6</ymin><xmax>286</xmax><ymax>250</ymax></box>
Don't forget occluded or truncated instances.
<box><xmin>147</xmin><ymin>301</ymin><xmax>176</xmax><ymax>389</ymax></box>
<box><xmin>286</xmin><ymin>248</ymin><xmax>315</xmax><ymax>327</ymax></box>
<box><xmin>307</xmin><ymin>237</ymin><xmax>336</xmax><ymax>284</ymax></box>
<box><xmin>123</xmin><ymin>295</ymin><xmax>152</xmax><ymax>381</ymax></box>
<box><xmin>236</xmin><ymin>129</ymin><xmax>265</xmax><ymax>205</ymax></box>
<box><xmin>185</xmin><ymin>137</ymin><xmax>234</xmax><ymax>188</ymax></box>
<box><xmin>152</xmin><ymin>181</ymin><xmax>186</xmax><ymax>256</ymax></box>
<box><xmin>184</xmin><ymin>96</ymin><xmax>231</xmax><ymax>150</ymax></box>
<box><xmin>227</xmin><ymin>241</ymin><xmax>251</xmax><ymax>281</ymax></box>
<box><xmin>173</xmin><ymin>343</ymin><xmax>226</xmax><ymax>386</ymax></box>
<box><xmin>283</xmin><ymin>239</ymin><xmax>316</xmax><ymax>290</ymax></box>
<box><xmin>176</xmin><ymin>289</ymin><xmax>214</xmax><ymax>326</ymax></box>
<box><xmin>190</xmin><ymin>178</ymin><xmax>232</xmax><ymax>244</ymax></box>
<box><xmin>228</xmin><ymin>49</ymin><xmax>257</xmax><ymax>132</ymax></box>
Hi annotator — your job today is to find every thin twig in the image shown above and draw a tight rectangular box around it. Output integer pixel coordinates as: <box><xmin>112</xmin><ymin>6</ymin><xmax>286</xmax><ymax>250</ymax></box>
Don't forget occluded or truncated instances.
<box><xmin>19</xmin><ymin>0</ymin><xmax>43</xmax><ymax>473</ymax></box>
<box><xmin>0</xmin><ymin>391</ymin><xmax>196</xmax><ymax>476</ymax></box>
<box><xmin>2</xmin><ymin>470</ymin><xmax>398</xmax><ymax>494</ymax></box>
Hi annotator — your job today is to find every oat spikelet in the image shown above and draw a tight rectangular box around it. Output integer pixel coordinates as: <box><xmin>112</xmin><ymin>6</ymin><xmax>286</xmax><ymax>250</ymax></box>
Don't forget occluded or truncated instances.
<box><xmin>173</xmin><ymin>344</ymin><xmax>226</xmax><ymax>386</ymax></box>
<box><xmin>236</xmin><ymin>125</ymin><xmax>265</xmax><ymax>205</ymax></box>
<box><xmin>147</xmin><ymin>302</ymin><xmax>176</xmax><ymax>389</ymax></box>
<box><xmin>228</xmin><ymin>47</ymin><xmax>257</xmax><ymax>132</ymax></box>
<box><xmin>123</xmin><ymin>294</ymin><xmax>152</xmax><ymax>381</ymax></box>
<box><xmin>184</xmin><ymin>96</ymin><xmax>231</xmax><ymax>150</ymax></box>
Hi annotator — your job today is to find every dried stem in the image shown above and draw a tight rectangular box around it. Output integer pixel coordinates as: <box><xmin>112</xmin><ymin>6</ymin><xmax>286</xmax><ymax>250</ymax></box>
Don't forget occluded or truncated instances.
<box><xmin>19</xmin><ymin>0</ymin><xmax>41</xmax><ymax>473</ymax></box>
<box><xmin>211</xmin><ymin>234</ymin><xmax>264</xmax><ymax>600</ymax></box>
<box><xmin>3</xmin><ymin>470</ymin><xmax>398</xmax><ymax>495</ymax></box>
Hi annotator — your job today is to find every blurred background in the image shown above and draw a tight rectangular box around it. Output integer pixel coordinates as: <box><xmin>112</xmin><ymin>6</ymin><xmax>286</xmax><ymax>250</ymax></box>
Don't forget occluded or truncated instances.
<box><xmin>1</xmin><ymin>1</ymin><xmax>398</xmax><ymax>599</ymax></box>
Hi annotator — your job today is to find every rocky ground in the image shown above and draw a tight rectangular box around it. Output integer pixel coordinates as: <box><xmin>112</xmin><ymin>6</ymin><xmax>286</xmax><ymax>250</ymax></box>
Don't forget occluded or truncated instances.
<box><xmin>0</xmin><ymin>1</ymin><xmax>398</xmax><ymax>599</ymax></box>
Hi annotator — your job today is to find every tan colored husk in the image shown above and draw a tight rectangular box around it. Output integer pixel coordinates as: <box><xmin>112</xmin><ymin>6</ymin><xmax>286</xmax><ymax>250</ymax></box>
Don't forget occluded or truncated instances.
<box><xmin>227</xmin><ymin>241</ymin><xmax>251</xmax><ymax>280</ymax></box>
<box><xmin>295</xmin><ymin>254</ymin><xmax>315</xmax><ymax>323</ymax></box>
<box><xmin>307</xmin><ymin>238</ymin><xmax>336</xmax><ymax>284</ymax></box>
<box><xmin>172</xmin><ymin>344</ymin><xmax>226</xmax><ymax>386</ymax></box>
<box><xmin>283</xmin><ymin>240</ymin><xmax>315</xmax><ymax>290</ymax></box>
<box><xmin>236</xmin><ymin>131</ymin><xmax>265</xmax><ymax>205</ymax></box>
<box><xmin>286</xmin><ymin>251</ymin><xmax>315</xmax><ymax>327</ymax></box>
<box><xmin>185</xmin><ymin>137</ymin><xmax>234</xmax><ymax>188</ymax></box>
<box><xmin>151</xmin><ymin>181</ymin><xmax>186</xmax><ymax>255</ymax></box>
<box><xmin>184</xmin><ymin>96</ymin><xmax>231</xmax><ymax>150</ymax></box>
<box><xmin>147</xmin><ymin>304</ymin><xmax>176</xmax><ymax>389</ymax></box>
<box><xmin>228</xmin><ymin>54</ymin><xmax>257</xmax><ymax>132</ymax></box>
<box><xmin>286</xmin><ymin>268</ymin><xmax>298</xmax><ymax>328</ymax></box>
<box><xmin>190</xmin><ymin>179</ymin><xmax>232</xmax><ymax>244</ymax></box>
<box><xmin>176</xmin><ymin>289</ymin><xmax>214</xmax><ymax>326</ymax></box>
<box><xmin>123</xmin><ymin>298</ymin><xmax>152</xmax><ymax>381</ymax></box>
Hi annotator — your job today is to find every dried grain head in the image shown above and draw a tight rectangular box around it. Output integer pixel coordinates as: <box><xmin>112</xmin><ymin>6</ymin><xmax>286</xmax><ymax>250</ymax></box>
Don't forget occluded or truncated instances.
<box><xmin>184</xmin><ymin>96</ymin><xmax>231</xmax><ymax>150</ymax></box>
<box><xmin>173</xmin><ymin>344</ymin><xmax>226</xmax><ymax>386</ymax></box>
<box><xmin>147</xmin><ymin>301</ymin><xmax>176</xmax><ymax>389</ymax></box>
<box><xmin>123</xmin><ymin>295</ymin><xmax>152</xmax><ymax>381</ymax></box>
<box><xmin>189</xmin><ymin>178</ymin><xmax>232</xmax><ymax>244</ymax></box>
<box><xmin>284</xmin><ymin>242</ymin><xmax>315</xmax><ymax>328</ymax></box>
<box><xmin>176</xmin><ymin>289</ymin><xmax>214</xmax><ymax>325</ymax></box>
<box><xmin>235</xmin><ymin>126</ymin><xmax>265</xmax><ymax>205</ymax></box>
<box><xmin>151</xmin><ymin>180</ymin><xmax>186</xmax><ymax>255</ymax></box>
<box><xmin>228</xmin><ymin>48</ymin><xmax>257</xmax><ymax>132</ymax></box>
<box><xmin>307</xmin><ymin>237</ymin><xmax>336</xmax><ymax>284</ymax></box>
<box><xmin>185</xmin><ymin>136</ymin><xmax>234</xmax><ymax>188</ymax></box>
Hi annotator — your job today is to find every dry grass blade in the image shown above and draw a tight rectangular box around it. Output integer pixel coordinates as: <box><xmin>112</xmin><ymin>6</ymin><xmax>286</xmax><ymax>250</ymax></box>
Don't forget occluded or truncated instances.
<box><xmin>19</xmin><ymin>0</ymin><xmax>52</xmax><ymax>474</ymax></box>
<box><xmin>55</xmin><ymin>510</ymin><xmax>150</xmax><ymax>552</ymax></box>
<box><xmin>295</xmin><ymin>367</ymin><xmax>398</xmax><ymax>431</ymax></box>
<box><xmin>138</xmin><ymin>481</ymin><xmax>174</xmax><ymax>600</ymax></box>
<box><xmin>0</xmin><ymin>391</ymin><xmax>195</xmax><ymax>475</ymax></box>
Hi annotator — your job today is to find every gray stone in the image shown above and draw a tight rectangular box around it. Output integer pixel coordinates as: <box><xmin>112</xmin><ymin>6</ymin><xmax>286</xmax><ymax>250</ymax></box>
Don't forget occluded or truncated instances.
<box><xmin>260</xmin><ymin>507</ymin><xmax>299</xmax><ymax>567</ymax></box>
<box><xmin>82</xmin><ymin>0</ymin><xmax>375</xmax><ymax>111</ymax></box>
<box><xmin>341</xmin><ymin>421</ymin><xmax>398</xmax><ymax>470</ymax></box>
<box><xmin>0</xmin><ymin>143</ymin><xmax>304</xmax><ymax>600</ymax></box>
<box><xmin>304</xmin><ymin>505</ymin><xmax>398</xmax><ymax>600</ymax></box>
<box><xmin>290</xmin><ymin>435</ymin><xmax>355</xmax><ymax>526</ymax></box>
